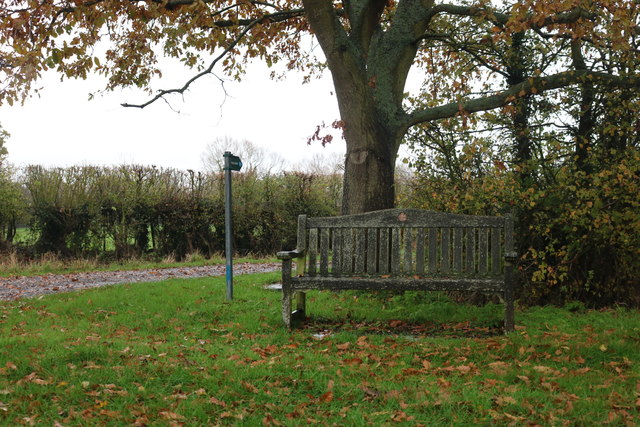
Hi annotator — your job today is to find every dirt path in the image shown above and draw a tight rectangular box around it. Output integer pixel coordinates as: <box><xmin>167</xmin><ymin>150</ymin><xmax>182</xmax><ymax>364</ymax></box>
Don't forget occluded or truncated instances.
<box><xmin>0</xmin><ymin>263</ymin><xmax>280</xmax><ymax>301</ymax></box>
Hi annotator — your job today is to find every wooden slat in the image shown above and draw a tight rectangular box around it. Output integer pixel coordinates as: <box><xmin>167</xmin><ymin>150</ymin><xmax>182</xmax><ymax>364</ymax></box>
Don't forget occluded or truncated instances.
<box><xmin>391</xmin><ymin>228</ymin><xmax>401</xmax><ymax>273</ymax></box>
<box><xmin>416</xmin><ymin>228</ymin><xmax>425</xmax><ymax>275</ymax></box>
<box><xmin>289</xmin><ymin>275</ymin><xmax>505</xmax><ymax>292</ymax></box>
<box><xmin>441</xmin><ymin>227</ymin><xmax>450</xmax><ymax>274</ymax></box>
<box><xmin>354</xmin><ymin>228</ymin><xmax>366</xmax><ymax>273</ymax></box>
<box><xmin>379</xmin><ymin>228</ymin><xmax>390</xmax><ymax>274</ymax></box>
<box><xmin>366</xmin><ymin>228</ymin><xmax>378</xmax><ymax>274</ymax></box>
<box><xmin>308</xmin><ymin>228</ymin><xmax>318</xmax><ymax>276</ymax></box>
<box><xmin>342</xmin><ymin>228</ymin><xmax>354</xmax><ymax>274</ymax></box>
<box><xmin>296</xmin><ymin>215</ymin><xmax>307</xmax><ymax>251</ymax></box>
<box><xmin>428</xmin><ymin>228</ymin><xmax>438</xmax><ymax>273</ymax></box>
<box><xmin>453</xmin><ymin>228</ymin><xmax>463</xmax><ymax>273</ymax></box>
<box><xmin>403</xmin><ymin>228</ymin><xmax>413</xmax><ymax>274</ymax></box>
<box><xmin>319</xmin><ymin>228</ymin><xmax>330</xmax><ymax>276</ymax></box>
<box><xmin>479</xmin><ymin>228</ymin><xmax>489</xmax><ymax>274</ymax></box>
<box><xmin>466</xmin><ymin>228</ymin><xmax>475</xmax><ymax>274</ymax></box>
<box><xmin>491</xmin><ymin>227</ymin><xmax>501</xmax><ymax>274</ymax></box>
<box><xmin>331</xmin><ymin>228</ymin><xmax>342</xmax><ymax>274</ymax></box>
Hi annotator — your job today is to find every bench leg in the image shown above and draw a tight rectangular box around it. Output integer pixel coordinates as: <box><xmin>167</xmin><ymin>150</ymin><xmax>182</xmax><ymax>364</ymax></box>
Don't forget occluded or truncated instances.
<box><xmin>292</xmin><ymin>291</ymin><xmax>306</xmax><ymax>322</ymax></box>
<box><xmin>504</xmin><ymin>268</ymin><xmax>515</xmax><ymax>333</ymax></box>
<box><xmin>505</xmin><ymin>292</ymin><xmax>515</xmax><ymax>333</ymax></box>
<box><xmin>282</xmin><ymin>287</ymin><xmax>292</xmax><ymax>330</ymax></box>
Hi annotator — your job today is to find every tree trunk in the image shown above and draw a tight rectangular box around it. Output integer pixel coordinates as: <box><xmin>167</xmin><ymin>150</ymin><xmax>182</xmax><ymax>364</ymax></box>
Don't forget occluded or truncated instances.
<box><xmin>341</xmin><ymin>118</ymin><xmax>398</xmax><ymax>214</ymax></box>
<box><xmin>301</xmin><ymin>0</ymin><xmax>420</xmax><ymax>214</ymax></box>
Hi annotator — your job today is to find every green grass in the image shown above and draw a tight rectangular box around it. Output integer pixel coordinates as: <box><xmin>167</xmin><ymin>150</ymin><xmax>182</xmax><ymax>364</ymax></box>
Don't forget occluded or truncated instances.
<box><xmin>1</xmin><ymin>274</ymin><xmax>639</xmax><ymax>425</ymax></box>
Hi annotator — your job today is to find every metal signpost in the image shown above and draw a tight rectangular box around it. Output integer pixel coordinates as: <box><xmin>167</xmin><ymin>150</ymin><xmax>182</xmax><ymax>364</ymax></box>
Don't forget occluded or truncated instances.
<box><xmin>223</xmin><ymin>151</ymin><xmax>242</xmax><ymax>300</ymax></box>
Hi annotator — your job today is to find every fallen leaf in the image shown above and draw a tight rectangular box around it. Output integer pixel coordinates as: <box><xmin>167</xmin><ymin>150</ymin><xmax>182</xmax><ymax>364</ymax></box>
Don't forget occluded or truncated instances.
<box><xmin>159</xmin><ymin>411</ymin><xmax>184</xmax><ymax>420</ymax></box>
<box><xmin>342</xmin><ymin>358</ymin><xmax>363</xmax><ymax>366</ymax></box>
<box><xmin>241</xmin><ymin>381</ymin><xmax>259</xmax><ymax>393</ymax></box>
<box><xmin>209</xmin><ymin>396</ymin><xmax>226</xmax><ymax>407</ymax></box>
<box><xmin>319</xmin><ymin>391</ymin><xmax>333</xmax><ymax>403</ymax></box>
<box><xmin>495</xmin><ymin>396</ymin><xmax>517</xmax><ymax>406</ymax></box>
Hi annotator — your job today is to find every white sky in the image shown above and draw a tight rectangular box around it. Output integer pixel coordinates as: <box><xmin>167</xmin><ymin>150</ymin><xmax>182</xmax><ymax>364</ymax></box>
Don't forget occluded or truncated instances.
<box><xmin>0</xmin><ymin>61</ymin><xmax>346</xmax><ymax>172</ymax></box>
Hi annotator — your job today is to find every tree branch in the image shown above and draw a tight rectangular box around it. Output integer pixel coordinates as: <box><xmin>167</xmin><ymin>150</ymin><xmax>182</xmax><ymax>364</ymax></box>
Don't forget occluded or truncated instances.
<box><xmin>427</xmin><ymin>3</ymin><xmax>596</xmax><ymax>29</ymax></box>
<box><xmin>120</xmin><ymin>8</ymin><xmax>304</xmax><ymax>109</ymax></box>
<box><xmin>405</xmin><ymin>71</ymin><xmax>640</xmax><ymax>127</ymax></box>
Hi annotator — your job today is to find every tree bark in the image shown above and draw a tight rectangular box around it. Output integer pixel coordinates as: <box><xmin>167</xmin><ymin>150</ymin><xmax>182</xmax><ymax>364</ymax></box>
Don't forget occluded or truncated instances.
<box><xmin>341</xmin><ymin>112</ymin><xmax>399</xmax><ymax>214</ymax></box>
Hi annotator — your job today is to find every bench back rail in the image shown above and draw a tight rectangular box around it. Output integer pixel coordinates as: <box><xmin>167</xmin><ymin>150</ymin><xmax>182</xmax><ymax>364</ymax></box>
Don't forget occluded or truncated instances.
<box><xmin>297</xmin><ymin>210</ymin><xmax>513</xmax><ymax>279</ymax></box>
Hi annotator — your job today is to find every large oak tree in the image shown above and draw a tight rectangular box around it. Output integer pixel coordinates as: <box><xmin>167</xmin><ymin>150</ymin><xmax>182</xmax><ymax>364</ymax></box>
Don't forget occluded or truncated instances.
<box><xmin>2</xmin><ymin>0</ymin><xmax>639</xmax><ymax>213</ymax></box>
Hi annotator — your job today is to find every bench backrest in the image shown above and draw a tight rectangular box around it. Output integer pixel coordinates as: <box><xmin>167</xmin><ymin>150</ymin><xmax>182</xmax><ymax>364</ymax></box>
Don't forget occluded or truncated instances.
<box><xmin>296</xmin><ymin>209</ymin><xmax>513</xmax><ymax>278</ymax></box>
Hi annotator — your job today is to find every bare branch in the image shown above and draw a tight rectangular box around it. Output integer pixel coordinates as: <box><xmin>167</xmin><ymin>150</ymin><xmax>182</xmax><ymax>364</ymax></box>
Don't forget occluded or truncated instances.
<box><xmin>121</xmin><ymin>8</ymin><xmax>304</xmax><ymax>109</ymax></box>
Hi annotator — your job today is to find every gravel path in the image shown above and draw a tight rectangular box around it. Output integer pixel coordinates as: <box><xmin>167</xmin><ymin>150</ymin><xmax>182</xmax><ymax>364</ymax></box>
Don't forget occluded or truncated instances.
<box><xmin>0</xmin><ymin>262</ymin><xmax>280</xmax><ymax>301</ymax></box>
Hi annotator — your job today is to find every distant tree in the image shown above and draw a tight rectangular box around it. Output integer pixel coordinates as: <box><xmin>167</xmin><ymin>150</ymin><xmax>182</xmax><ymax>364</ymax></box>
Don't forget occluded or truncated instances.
<box><xmin>2</xmin><ymin>1</ymin><xmax>639</xmax><ymax>213</ymax></box>
<box><xmin>0</xmin><ymin>124</ymin><xmax>25</xmax><ymax>245</ymax></box>
<box><xmin>201</xmin><ymin>136</ymin><xmax>285</xmax><ymax>176</ymax></box>
<box><xmin>0</xmin><ymin>123</ymin><xmax>8</xmax><ymax>166</ymax></box>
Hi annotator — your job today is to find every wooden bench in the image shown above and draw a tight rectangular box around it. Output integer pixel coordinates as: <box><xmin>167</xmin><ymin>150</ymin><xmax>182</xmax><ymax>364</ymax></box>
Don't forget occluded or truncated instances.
<box><xmin>277</xmin><ymin>208</ymin><xmax>517</xmax><ymax>332</ymax></box>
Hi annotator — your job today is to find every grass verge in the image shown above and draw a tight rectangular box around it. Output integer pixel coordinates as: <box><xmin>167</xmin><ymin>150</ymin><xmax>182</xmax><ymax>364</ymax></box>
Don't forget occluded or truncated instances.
<box><xmin>0</xmin><ymin>252</ymin><xmax>276</xmax><ymax>278</ymax></box>
<box><xmin>1</xmin><ymin>274</ymin><xmax>639</xmax><ymax>425</ymax></box>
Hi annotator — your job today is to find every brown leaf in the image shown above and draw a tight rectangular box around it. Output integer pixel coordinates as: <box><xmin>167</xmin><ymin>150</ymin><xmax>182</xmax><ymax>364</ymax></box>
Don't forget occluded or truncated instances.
<box><xmin>336</xmin><ymin>342</ymin><xmax>350</xmax><ymax>351</ymax></box>
<box><xmin>488</xmin><ymin>361</ymin><xmax>509</xmax><ymax>375</ymax></box>
<box><xmin>209</xmin><ymin>396</ymin><xmax>227</xmax><ymax>407</ymax></box>
<box><xmin>241</xmin><ymin>381</ymin><xmax>259</xmax><ymax>393</ymax></box>
<box><xmin>356</xmin><ymin>336</ymin><xmax>369</xmax><ymax>347</ymax></box>
<box><xmin>495</xmin><ymin>396</ymin><xmax>517</xmax><ymax>406</ymax></box>
<box><xmin>533</xmin><ymin>365</ymin><xmax>554</xmax><ymax>375</ymax></box>
<box><xmin>159</xmin><ymin>411</ymin><xmax>184</xmax><ymax>420</ymax></box>
<box><xmin>319</xmin><ymin>391</ymin><xmax>333</xmax><ymax>403</ymax></box>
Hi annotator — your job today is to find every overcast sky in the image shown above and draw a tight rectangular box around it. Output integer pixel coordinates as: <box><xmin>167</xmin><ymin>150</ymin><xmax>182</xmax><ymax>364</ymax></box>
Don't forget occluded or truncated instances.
<box><xmin>0</xmin><ymin>60</ymin><xmax>345</xmax><ymax>171</ymax></box>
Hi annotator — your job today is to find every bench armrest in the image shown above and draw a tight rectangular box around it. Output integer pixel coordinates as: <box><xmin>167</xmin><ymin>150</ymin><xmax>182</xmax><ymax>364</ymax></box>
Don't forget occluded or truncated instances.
<box><xmin>277</xmin><ymin>249</ymin><xmax>306</xmax><ymax>261</ymax></box>
<box><xmin>504</xmin><ymin>251</ymin><xmax>519</xmax><ymax>263</ymax></box>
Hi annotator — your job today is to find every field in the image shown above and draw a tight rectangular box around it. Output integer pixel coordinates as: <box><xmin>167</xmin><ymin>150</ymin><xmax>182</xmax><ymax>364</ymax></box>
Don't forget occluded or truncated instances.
<box><xmin>1</xmin><ymin>272</ymin><xmax>639</xmax><ymax>425</ymax></box>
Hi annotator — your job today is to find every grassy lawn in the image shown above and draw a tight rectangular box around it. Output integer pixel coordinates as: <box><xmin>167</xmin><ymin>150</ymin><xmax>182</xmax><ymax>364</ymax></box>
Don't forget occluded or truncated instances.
<box><xmin>1</xmin><ymin>273</ymin><xmax>638</xmax><ymax>425</ymax></box>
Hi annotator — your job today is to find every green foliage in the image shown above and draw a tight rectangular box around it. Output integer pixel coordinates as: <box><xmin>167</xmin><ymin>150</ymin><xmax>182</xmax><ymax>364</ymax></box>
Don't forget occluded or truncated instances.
<box><xmin>16</xmin><ymin>164</ymin><xmax>341</xmax><ymax>260</ymax></box>
<box><xmin>402</xmin><ymin>131</ymin><xmax>640</xmax><ymax>306</ymax></box>
<box><xmin>0</xmin><ymin>126</ymin><xmax>27</xmax><ymax>249</ymax></box>
<box><xmin>0</xmin><ymin>274</ymin><xmax>638</xmax><ymax>425</ymax></box>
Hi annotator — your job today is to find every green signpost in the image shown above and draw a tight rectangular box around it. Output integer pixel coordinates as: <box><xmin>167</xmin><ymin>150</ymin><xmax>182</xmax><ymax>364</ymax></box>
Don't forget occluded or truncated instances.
<box><xmin>223</xmin><ymin>151</ymin><xmax>242</xmax><ymax>300</ymax></box>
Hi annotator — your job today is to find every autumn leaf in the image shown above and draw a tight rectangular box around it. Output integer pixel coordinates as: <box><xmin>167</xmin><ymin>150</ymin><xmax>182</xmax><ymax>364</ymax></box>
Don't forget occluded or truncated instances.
<box><xmin>533</xmin><ymin>365</ymin><xmax>555</xmax><ymax>375</ymax></box>
<box><xmin>262</xmin><ymin>414</ymin><xmax>281</xmax><ymax>426</ymax></box>
<box><xmin>319</xmin><ymin>391</ymin><xmax>334</xmax><ymax>403</ymax></box>
<box><xmin>495</xmin><ymin>395</ymin><xmax>517</xmax><ymax>406</ymax></box>
<box><xmin>209</xmin><ymin>397</ymin><xmax>227</xmax><ymax>407</ymax></box>
<box><xmin>488</xmin><ymin>361</ymin><xmax>509</xmax><ymax>375</ymax></box>
<box><xmin>241</xmin><ymin>381</ymin><xmax>259</xmax><ymax>393</ymax></box>
<box><xmin>336</xmin><ymin>342</ymin><xmax>350</xmax><ymax>351</ymax></box>
<box><xmin>159</xmin><ymin>411</ymin><xmax>184</xmax><ymax>420</ymax></box>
